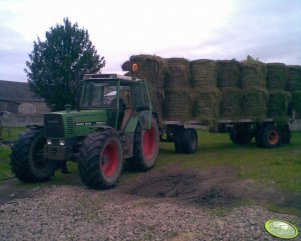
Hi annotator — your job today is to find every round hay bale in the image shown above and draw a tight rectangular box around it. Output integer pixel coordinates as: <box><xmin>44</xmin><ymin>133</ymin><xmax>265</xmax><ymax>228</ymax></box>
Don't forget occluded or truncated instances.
<box><xmin>125</xmin><ymin>55</ymin><xmax>169</xmax><ymax>89</ymax></box>
<box><xmin>291</xmin><ymin>91</ymin><xmax>301</xmax><ymax>119</ymax></box>
<box><xmin>242</xmin><ymin>87</ymin><xmax>269</xmax><ymax>120</ymax></box>
<box><xmin>163</xmin><ymin>88</ymin><xmax>193</xmax><ymax>121</ymax></box>
<box><xmin>190</xmin><ymin>59</ymin><xmax>217</xmax><ymax>87</ymax></box>
<box><xmin>192</xmin><ymin>87</ymin><xmax>221</xmax><ymax>124</ymax></box>
<box><xmin>165</xmin><ymin>58</ymin><xmax>190</xmax><ymax>88</ymax></box>
<box><xmin>121</xmin><ymin>61</ymin><xmax>131</xmax><ymax>71</ymax></box>
<box><xmin>217</xmin><ymin>60</ymin><xmax>241</xmax><ymax>88</ymax></box>
<box><xmin>266</xmin><ymin>63</ymin><xmax>288</xmax><ymax>90</ymax></box>
<box><xmin>220</xmin><ymin>88</ymin><xmax>242</xmax><ymax>120</ymax></box>
<box><xmin>287</xmin><ymin>65</ymin><xmax>301</xmax><ymax>91</ymax></box>
<box><xmin>267</xmin><ymin>90</ymin><xmax>291</xmax><ymax>123</ymax></box>
<box><xmin>241</xmin><ymin>62</ymin><xmax>267</xmax><ymax>89</ymax></box>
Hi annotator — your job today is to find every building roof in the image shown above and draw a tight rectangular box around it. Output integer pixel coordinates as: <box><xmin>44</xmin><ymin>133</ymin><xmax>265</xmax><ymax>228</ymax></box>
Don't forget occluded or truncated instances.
<box><xmin>0</xmin><ymin>80</ymin><xmax>44</xmax><ymax>103</ymax></box>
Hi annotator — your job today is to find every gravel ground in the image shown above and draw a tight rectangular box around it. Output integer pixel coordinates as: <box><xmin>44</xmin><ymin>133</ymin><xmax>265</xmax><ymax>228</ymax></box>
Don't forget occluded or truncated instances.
<box><xmin>0</xmin><ymin>184</ymin><xmax>300</xmax><ymax>241</ymax></box>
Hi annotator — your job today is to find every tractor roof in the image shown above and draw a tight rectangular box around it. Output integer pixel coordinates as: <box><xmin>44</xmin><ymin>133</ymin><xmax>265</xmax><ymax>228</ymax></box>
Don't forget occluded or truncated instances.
<box><xmin>83</xmin><ymin>74</ymin><xmax>142</xmax><ymax>84</ymax></box>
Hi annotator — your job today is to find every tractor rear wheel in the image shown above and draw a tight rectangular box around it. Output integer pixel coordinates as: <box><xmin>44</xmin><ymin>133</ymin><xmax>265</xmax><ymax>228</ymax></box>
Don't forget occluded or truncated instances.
<box><xmin>130</xmin><ymin>117</ymin><xmax>159</xmax><ymax>171</ymax></box>
<box><xmin>11</xmin><ymin>128</ymin><xmax>56</xmax><ymax>182</ymax></box>
<box><xmin>78</xmin><ymin>129</ymin><xmax>123</xmax><ymax>189</ymax></box>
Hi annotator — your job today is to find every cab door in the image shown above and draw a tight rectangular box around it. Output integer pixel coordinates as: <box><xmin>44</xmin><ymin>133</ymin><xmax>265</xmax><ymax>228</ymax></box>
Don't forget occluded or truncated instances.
<box><xmin>133</xmin><ymin>81</ymin><xmax>152</xmax><ymax>129</ymax></box>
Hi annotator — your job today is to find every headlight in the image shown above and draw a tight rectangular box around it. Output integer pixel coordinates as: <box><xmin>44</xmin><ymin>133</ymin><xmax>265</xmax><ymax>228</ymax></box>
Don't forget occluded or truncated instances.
<box><xmin>47</xmin><ymin>139</ymin><xmax>52</xmax><ymax>145</ymax></box>
<box><xmin>59</xmin><ymin>140</ymin><xmax>65</xmax><ymax>146</ymax></box>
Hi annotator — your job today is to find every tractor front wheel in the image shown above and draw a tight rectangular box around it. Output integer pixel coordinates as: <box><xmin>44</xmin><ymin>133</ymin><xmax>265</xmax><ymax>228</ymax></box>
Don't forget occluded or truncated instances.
<box><xmin>11</xmin><ymin>128</ymin><xmax>56</xmax><ymax>182</ymax></box>
<box><xmin>78</xmin><ymin>130</ymin><xmax>123</xmax><ymax>189</ymax></box>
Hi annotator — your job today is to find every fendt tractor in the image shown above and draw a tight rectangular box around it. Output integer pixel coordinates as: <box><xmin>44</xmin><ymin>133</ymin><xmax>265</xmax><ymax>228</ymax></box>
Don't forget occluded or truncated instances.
<box><xmin>11</xmin><ymin>67</ymin><xmax>198</xmax><ymax>189</ymax></box>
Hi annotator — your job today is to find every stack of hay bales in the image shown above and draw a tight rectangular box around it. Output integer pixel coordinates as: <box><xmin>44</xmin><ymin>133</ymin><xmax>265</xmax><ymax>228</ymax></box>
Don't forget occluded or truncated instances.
<box><xmin>190</xmin><ymin>59</ymin><xmax>221</xmax><ymax>127</ymax></box>
<box><xmin>163</xmin><ymin>58</ymin><xmax>193</xmax><ymax>121</ymax></box>
<box><xmin>122</xmin><ymin>54</ymin><xmax>301</xmax><ymax>125</ymax></box>
<box><xmin>121</xmin><ymin>55</ymin><xmax>169</xmax><ymax>122</ymax></box>
<box><xmin>266</xmin><ymin>63</ymin><xmax>288</xmax><ymax>90</ymax></box>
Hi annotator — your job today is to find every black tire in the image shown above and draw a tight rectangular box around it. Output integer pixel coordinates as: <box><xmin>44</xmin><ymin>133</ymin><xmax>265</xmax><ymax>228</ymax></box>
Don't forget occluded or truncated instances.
<box><xmin>260</xmin><ymin>125</ymin><xmax>281</xmax><ymax>148</ymax></box>
<box><xmin>230</xmin><ymin>129</ymin><xmax>253</xmax><ymax>144</ymax></box>
<box><xmin>78</xmin><ymin>129</ymin><xmax>123</xmax><ymax>189</ymax></box>
<box><xmin>129</xmin><ymin>118</ymin><xmax>159</xmax><ymax>171</ymax></box>
<box><xmin>174</xmin><ymin>129</ymin><xmax>198</xmax><ymax>154</ymax></box>
<box><xmin>183</xmin><ymin>128</ymin><xmax>198</xmax><ymax>153</ymax></box>
<box><xmin>11</xmin><ymin>128</ymin><xmax>56</xmax><ymax>182</ymax></box>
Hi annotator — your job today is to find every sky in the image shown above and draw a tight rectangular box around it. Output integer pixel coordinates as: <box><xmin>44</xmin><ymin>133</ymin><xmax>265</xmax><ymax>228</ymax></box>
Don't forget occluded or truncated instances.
<box><xmin>0</xmin><ymin>0</ymin><xmax>300</xmax><ymax>82</ymax></box>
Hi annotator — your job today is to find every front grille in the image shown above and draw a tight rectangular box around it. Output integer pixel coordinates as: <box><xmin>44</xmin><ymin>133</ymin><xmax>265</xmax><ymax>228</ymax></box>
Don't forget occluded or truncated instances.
<box><xmin>44</xmin><ymin>114</ymin><xmax>64</xmax><ymax>138</ymax></box>
<box><xmin>66</xmin><ymin>117</ymin><xmax>75</xmax><ymax>135</ymax></box>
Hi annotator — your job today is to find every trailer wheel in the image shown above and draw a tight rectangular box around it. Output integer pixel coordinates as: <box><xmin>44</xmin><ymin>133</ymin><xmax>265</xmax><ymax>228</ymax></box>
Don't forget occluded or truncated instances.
<box><xmin>78</xmin><ymin>129</ymin><xmax>123</xmax><ymax>189</ymax></box>
<box><xmin>130</xmin><ymin>117</ymin><xmax>159</xmax><ymax>171</ymax></box>
<box><xmin>230</xmin><ymin>129</ymin><xmax>253</xmax><ymax>144</ymax></box>
<box><xmin>183</xmin><ymin>129</ymin><xmax>198</xmax><ymax>153</ymax></box>
<box><xmin>11</xmin><ymin>128</ymin><xmax>56</xmax><ymax>182</ymax></box>
<box><xmin>260</xmin><ymin>125</ymin><xmax>281</xmax><ymax>148</ymax></box>
<box><xmin>174</xmin><ymin>129</ymin><xmax>198</xmax><ymax>153</ymax></box>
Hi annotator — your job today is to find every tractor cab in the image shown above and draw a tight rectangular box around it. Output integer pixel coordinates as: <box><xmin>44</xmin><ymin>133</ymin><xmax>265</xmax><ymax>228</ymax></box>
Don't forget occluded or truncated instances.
<box><xmin>80</xmin><ymin>74</ymin><xmax>152</xmax><ymax>131</ymax></box>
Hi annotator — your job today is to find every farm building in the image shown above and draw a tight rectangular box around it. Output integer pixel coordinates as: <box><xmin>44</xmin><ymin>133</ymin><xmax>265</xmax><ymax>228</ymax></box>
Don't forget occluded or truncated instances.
<box><xmin>0</xmin><ymin>80</ymin><xmax>50</xmax><ymax>114</ymax></box>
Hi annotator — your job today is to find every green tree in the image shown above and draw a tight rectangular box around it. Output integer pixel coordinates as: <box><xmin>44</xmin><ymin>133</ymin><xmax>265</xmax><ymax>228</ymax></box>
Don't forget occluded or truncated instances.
<box><xmin>25</xmin><ymin>18</ymin><xmax>105</xmax><ymax>111</ymax></box>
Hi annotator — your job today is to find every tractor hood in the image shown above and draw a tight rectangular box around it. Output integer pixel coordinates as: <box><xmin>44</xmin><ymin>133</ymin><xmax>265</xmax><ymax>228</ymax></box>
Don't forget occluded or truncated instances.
<box><xmin>44</xmin><ymin>110</ymin><xmax>108</xmax><ymax>139</ymax></box>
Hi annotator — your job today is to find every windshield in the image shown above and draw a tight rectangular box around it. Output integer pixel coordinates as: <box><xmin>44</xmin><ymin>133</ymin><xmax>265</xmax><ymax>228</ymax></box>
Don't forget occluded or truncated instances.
<box><xmin>80</xmin><ymin>81</ymin><xmax>118</xmax><ymax>109</ymax></box>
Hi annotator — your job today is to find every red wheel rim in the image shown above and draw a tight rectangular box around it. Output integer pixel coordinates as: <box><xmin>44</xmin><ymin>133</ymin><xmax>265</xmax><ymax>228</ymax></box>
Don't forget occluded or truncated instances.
<box><xmin>268</xmin><ymin>131</ymin><xmax>279</xmax><ymax>145</ymax></box>
<box><xmin>143</xmin><ymin>124</ymin><xmax>156</xmax><ymax>159</ymax></box>
<box><xmin>101</xmin><ymin>142</ymin><xmax>118</xmax><ymax>177</ymax></box>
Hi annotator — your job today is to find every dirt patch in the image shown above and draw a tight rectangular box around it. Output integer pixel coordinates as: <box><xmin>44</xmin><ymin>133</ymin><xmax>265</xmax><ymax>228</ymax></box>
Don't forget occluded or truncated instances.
<box><xmin>122</xmin><ymin>165</ymin><xmax>283</xmax><ymax>209</ymax></box>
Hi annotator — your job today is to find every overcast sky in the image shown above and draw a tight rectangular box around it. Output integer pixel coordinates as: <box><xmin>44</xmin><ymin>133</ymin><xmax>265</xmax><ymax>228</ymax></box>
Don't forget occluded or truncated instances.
<box><xmin>1</xmin><ymin>0</ymin><xmax>300</xmax><ymax>82</ymax></box>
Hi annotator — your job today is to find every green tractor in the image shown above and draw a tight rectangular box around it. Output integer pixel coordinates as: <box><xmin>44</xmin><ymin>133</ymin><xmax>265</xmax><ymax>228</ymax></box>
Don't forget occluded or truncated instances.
<box><xmin>11</xmin><ymin>74</ymin><xmax>160</xmax><ymax>189</ymax></box>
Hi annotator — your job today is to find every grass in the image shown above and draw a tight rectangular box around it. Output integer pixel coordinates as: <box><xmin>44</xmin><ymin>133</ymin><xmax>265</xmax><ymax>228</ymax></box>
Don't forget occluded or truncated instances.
<box><xmin>0</xmin><ymin>128</ymin><xmax>300</xmax><ymax>214</ymax></box>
